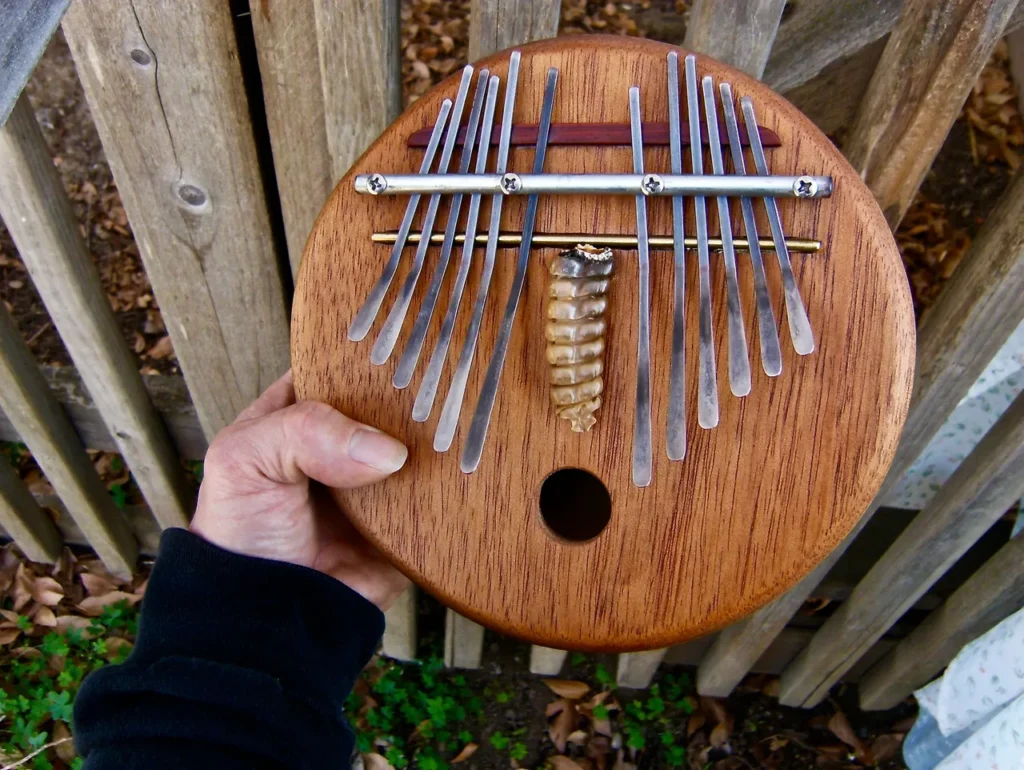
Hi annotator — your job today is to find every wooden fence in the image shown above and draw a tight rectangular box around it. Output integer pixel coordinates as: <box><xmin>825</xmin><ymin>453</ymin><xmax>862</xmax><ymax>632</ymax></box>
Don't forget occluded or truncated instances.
<box><xmin>0</xmin><ymin>0</ymin><xmax>1023</xmax><ymax>711</ymax></box>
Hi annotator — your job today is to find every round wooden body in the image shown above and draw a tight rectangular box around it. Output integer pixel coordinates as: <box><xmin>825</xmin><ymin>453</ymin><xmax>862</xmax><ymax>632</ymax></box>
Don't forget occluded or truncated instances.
<box><xmin>292</xmin><ymin>37</ymin><xmax>915</xmax><ymax>651</ymax></box>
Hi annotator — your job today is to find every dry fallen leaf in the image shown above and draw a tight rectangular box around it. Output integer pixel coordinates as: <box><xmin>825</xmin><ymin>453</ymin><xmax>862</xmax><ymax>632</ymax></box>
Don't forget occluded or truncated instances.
<box><xmin>544</xmin><ymin>679</ymin><xmax>591</xmax><ymax>699</ymax></box>
<box><xmin>147</xmin><ymin>335</ymin><xmax>174</xmax><ymax>360</ymax></box>
<box><xmin>709</xmin><ymin>723</ymin><xmax>730</xmax><ymax>748</ymax></box>
<box><xmin>31</xmin><ymin>575</ymin><xmax>65</xmax><ymax>606</ymax></box>
<box><xmin>55</xmin><ymin>615</ymin><xmax>94</xmax><ymax>635</ymax></box>
<box><xmin>81</xmin><ymin>572</ymin><xmax>119</xmax><ymax>598</ymax></box>
<box><xmin>687</xmin><ymin>710</ymin><xmax>706</xmax><ymax>737</ymax></box>
<box><xmin>33</xmin><ymin>605</ymin><xmax>57</xmax><ymax>627</ymax></box>
<box><xmin>869</xmin><ymin>733</ymin><xmax>903</xmax><ymax>763</ymax></box>
<box><xmin>0</xmin><ymin>609</ymin><xmax>20</xmax><ymax>624</ymax></box>
<box><xmin>361</xmin><ymin>753</ymin><xmax>395</xmax><ymax>770</ymax></box>
<box><xmin>547</xmin><ymin>757</ymin><xmax>586</xmax><ymax>770</ymax></box>
<box><xmin>105</xmin><ymin>636</ymin><xmax>133</xmax><ymax>660</ymax></box>
<box><xmin>12</xmin><ymin>564</ymin><xmax>33</xmax><ymax>611</ymax></box>
<box><xmin>567</xmin><ymin>729</ymin><xmax>588</xmax><ymax>744</ymax></box>
<box><xmin>762</xmin><ymin>678</ymin><xmax>781</xmax><ymax>698</ymax></box>
<box><xmin>77</xmin><ymin>591</ymin><xmax>140</xmax><ymax>616</ymax></box>
<box><xmin>0</xmin><ymin>626</ymin><xmax>21</xmax><ymax>645</ymax></box>
<box><xmin>827</xmin><ymin>711</ymin><xmax>873</xmax><ymax>764</ymax></box>
<box><xmin>53</xmin><ymin>721</ymin><xmax>76</xmax><ymax>761</ymax></box>
<box><xmin>548</xmin><ymin>698</ymin><xmax>579</xmax><ymax>753</ymax></box>
<box><xmin>450</xmin><ymin>742</ymin><xmax>477</xmax><ymax>763</ymax></box>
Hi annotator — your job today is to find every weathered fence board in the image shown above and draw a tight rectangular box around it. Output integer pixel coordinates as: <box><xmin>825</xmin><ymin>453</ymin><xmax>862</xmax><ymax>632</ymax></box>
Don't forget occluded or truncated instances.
<box><xmin>858</xmin><ymin>531</ymin><xmax>1024</xmax><ymax>710</ymax></box>
<box><xmin>469</xmin><ymin>0</ymin><xmax>561</xmax><ymax>61</ymax></box>
<box><xmin>62</xmin><ymin>0</ymin><xmax>290</xmax><ymax>440</ymax></box>
<box><xmin>314</xmin><ymin>0</ymin><xmax>402</xmax><ymax>185</ymax></box>
<box><xmin>843</xmin><ymin>0</ymin><xmax>1017</xmax><ymax>229</ymax></box>
<box><xmin>382</xmin><ymin>587</ymin><xmax>418</xmax><ymax>661</ymax></box>
<box><xmin>616</xmin><ymin>650</ymin><xmax>668</xmax><ymax>689</ymax></box>
<box><xmin>0</xmin><ymin>306</ymin><xmax>136</xmax><ymax>574</ymax></box>
<box><xmin>529</xmin><ymin>646</ymin><xmax>567</xmax><ymax>676</ymax></box>
<box><xmin>0</xmin><ymin>455</ymin><xmax>62</xmax><ymax>564</ymax></box>
<box><xmin>695</xmin><ymin>166</ymin><xmax>1024</xmax><ymax>698</ymax></box>
<box><xmin>444</xmin><ymin>611</ymin><xmax>485</xmax><ymax>669</ymax></box>
<box><xmin>0</xmin><ymin>93</ymin><xmax>191</xmax><ymax>530</ymax></box>
<box><xmin>779</xmin><ymin>390</ymin><xmax>1024</xmax><ymax>707</ymax></box>
<box><xmin>0</xmin><ymin>0</ymin><xmax>70</xmax><ymax>127</ymax></box>
<box><xmin>684</xmin><ymin>0</ymin><xmax>787</xmax><ymax>79</ymax></box>
<box><xmin>248</xmin><ymin>0</ymin><xmax>333</xmax><ymax>276</ymax></box>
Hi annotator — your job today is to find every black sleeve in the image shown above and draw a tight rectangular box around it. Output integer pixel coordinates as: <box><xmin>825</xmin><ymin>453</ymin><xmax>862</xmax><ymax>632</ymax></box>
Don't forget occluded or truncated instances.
<box><xmin>73</xmin><ymin>528</ymin><xmax>385</xmax><ymax>770</ymax></box>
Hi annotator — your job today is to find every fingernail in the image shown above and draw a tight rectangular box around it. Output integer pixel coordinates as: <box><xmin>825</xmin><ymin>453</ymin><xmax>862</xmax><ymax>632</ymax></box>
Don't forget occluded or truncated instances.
<box><xmin>348</xmin><ymin>429</ymin><xmax>408</xmax><ymax>473</ymax></box>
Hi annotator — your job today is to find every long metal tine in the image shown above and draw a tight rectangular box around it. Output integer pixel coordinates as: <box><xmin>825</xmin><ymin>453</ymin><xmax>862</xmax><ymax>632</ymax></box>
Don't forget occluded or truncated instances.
<box><xmin>348</xmin><ymin>98</ymin><xmax>452</xmax><ymax>341</ymax></box>
<box><xmin>435</xmin><ymin>51</ymin><xmax>522</xmax><ymax>452</ymax></box>
<box><xmin>461</xmin><ymin>66</ymin><xmax>558</xmax><ymax>473</ymax></box>
<box><xmin>702</xmin><ymin>75</ymin><xmax>750</xmax><ymax>397</ymax></box>
<box><xmin>629</xmin><ymin>86</ymin><xmax>653</xmax><ymax>488</ymax></box>
<box><xmin>370</xmin><ymin>66</ymin><xmax>475</xmax><ymax>365</ymax></box>
<box><xmin>685</xmin><ymin>54</ymin><xmax>718</xmax><ymax>429</ymax></box>
<box><xmin>666</xmin><ymin>52</ymin><xmax>687</xmax><ymax>461</ymax></box>
<box><xmin>720</xmin><ymin>84</ymin><xmax>782</xmax><ymax>377</ymax></box>
<box><xmin>740</xmin><ymin>96</ymin><xmax>815</xmax><ymax>355</ymax></box>
<box><xmin>394</xmin><ymin>70</ymin><xmax>491</xmax><ymax>388</ymax></box>
<box><xmin>413</xmin><ymin>75</ymin><xmax>501</xmax><ymax>420</ymax></box>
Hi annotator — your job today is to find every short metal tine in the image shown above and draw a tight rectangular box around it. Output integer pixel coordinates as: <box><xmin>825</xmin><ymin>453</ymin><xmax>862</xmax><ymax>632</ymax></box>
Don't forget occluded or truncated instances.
<box><xmin>370</xmin><ymin>65</ymin><xmax>475</xmax><ymax>365</ymax></box>
<box><xmin>720</xmin><ymin>83</ymin><xmax>782</xmax><ymax>377</ymax></box>
<box><xmin>629</xmin><ymin>86</ymin><xmax>653</xmax><ymax>488</ymax></box>
<box><xmin>685</xmin><ymin>55</ymin><xmax>718</xmax><ymax>429</ymax></box>
<box><xmin>702</xmin><ymin>75</ymin><xmax>750</xmax><ymax>397</ymax></box>
<box><xmin>666</xmin><ymin>52</ymin><xmax>687</xmax><ymax>461</ymax></box>
<box><xmin>461</xmin><ymin>66</ymin><xmax>558</xmax><ymax>473</ymax></box>
<box><xmin>435</xmin><ymin>51</ymin><xmax>521</xmax><ymax>452</ymax></box>
<box><xmin>348</xmin><ymin>98</ymin><xmax>452</xmax><ymax>341</ymax></box>
<box><xmin>741</xmin><ymin>96</ymin><xmax>816</xmax><ymax>355</ymax></box>
<box><xmin>413</xmin><ymin>75</ymin><xmax>500</xmax><ymax>420</ymax></box>
<box><xmin>394</xmin><ymin>69</ymin><xmax>491</xmax><ymax>388</ymax></box>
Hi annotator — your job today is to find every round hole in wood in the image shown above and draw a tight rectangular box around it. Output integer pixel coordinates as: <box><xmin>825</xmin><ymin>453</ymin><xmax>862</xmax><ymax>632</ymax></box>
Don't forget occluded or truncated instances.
<box><xmin>539</xmin><ymin>468</ymin><xmax>612</xmax><ymax>542</ymax></box>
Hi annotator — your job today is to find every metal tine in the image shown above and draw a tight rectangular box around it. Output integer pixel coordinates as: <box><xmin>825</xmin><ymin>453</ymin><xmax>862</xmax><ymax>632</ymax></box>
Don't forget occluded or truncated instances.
<box><xmin>435</xmin><ymin>51</ymin><xmax>522</xmax><ymax>452</ymax></box>
<box><xmin>740</xmin><ymin>96</ymin><xmax>816</xmax><ymax>355</ymax></box>
<box><xmin>685</xmin><ymin>54</ymin><xmax>719</xmax><ymax>429</ymax></box>
<box><xmin>413</xmin><ymin>75</ymin><xmax>501</xmax><ymax>420</ymax></box>
<box><xmin>628</xmin><ymin>86</ymin><xmax>653</xmax><ymax>488</ymax></box>
<box><xmin>461</xmin><ymin>66</ymin><xmax>558</xmax><ymax>474</ymax></box>
<box><xmin>348</xmin><ymin>98</ymin><xmax>452</xmax><ymax>341</ymax></box>
<box><xmin>370</xmin><ymin>66</ymin><xmax>475</xmax><ymax>365</ymax></box>
<box><xmin>702</xmin><ymin>75</ymin><xmax>751</xmax><ymax>397</ymax></box>
<box><xmin>720</xmin><ymin>83</ymin><xmax>782</xmax><ymax>377</ymax></box>
<box><xmin>666</xmin><ymin>52</ymin><xmax>686</xmax><ymax>461</ymax></box>
<box><xmin>394</xmin><ymin>69</ymin><xmax>491</xmax><ymax>388</ymax></box>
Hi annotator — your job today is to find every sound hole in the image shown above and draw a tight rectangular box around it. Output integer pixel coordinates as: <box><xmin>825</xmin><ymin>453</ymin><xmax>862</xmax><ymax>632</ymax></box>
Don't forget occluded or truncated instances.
<box><xmin>539</xmin><ymin>468</ymin><xmax>612</xmax><ymax>542</ymax></box>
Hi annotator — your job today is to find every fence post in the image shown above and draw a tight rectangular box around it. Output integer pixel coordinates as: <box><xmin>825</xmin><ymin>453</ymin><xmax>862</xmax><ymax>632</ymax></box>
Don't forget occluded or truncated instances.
<box><xmin>444</xmin><ymin>610</ymin><xmax>485</xmax><ymax>669</ymax></box>
<box><xmin>779</xmin><ymin>390</ymin><xmax>1024</xmax><ymax>707</ymax></box>
<box><xmin>858</xmin><ymin>531</ymin><xmax>1024</xmax><ymax>710</ymax></box>
<box><xmin>62</xmin><ymin>0</ymin><xmax>291</xmax><ymax>440</ymax></box>
<box><xmin>616</xmin><ymin>650</ymin><xmax>668</xmax><ymax>689</ymax></box>
<box><xmin>381</xmin><ymin>587</ymin><xmax>418</xmax><ymax>661</ymax></box>
<box><xmin>697</xmin><ymin>167</ymin><xmax>1024</xmax><ymax>698</ymax></box>
<box><xmin>684</xmin><ymin>0</ymin><xmax>787</xmax><ymax>79</ymax></box>
<box><xmin>0</xmin><ymin>453</ymin><xmax>62</xmax><ymax>564</ymax></box>
<box><xmin>469</xmin><ymin>0</ymin><xmax>560</xmax><ymax>60</ymax></box>
<box><xmin>529</xmin><ymin>646</ymin><xmax>567</xmax><ymax>676</ymax></box>
<box><xmin>0</xmin><ymin>93</ymin><xmax>191</xmax><ymax>529</ymax></box>
<box><xmin>0</xmin><ymin>307</ymin><xmax>136</xmax><ymax>575</ymax></box>
<box><xmin>843</xmin><ymin>0</ymin><xmax>1017</xmax><ymax>229</ymax></box>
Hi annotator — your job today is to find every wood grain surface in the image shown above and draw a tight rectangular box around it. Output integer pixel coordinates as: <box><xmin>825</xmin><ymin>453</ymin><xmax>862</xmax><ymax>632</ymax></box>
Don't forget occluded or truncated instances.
<box><xmin>292</xmin><ymin>37</ymin><xmax>914</xmax><ymax>651</ymax></box>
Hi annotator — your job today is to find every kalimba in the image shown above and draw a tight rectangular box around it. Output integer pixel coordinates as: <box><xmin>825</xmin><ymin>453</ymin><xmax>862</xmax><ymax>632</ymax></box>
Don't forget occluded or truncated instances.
<box><xmin>292</xmin><ymin>37</ymin><xmax>915</xmax><ymax>651</ymax></box>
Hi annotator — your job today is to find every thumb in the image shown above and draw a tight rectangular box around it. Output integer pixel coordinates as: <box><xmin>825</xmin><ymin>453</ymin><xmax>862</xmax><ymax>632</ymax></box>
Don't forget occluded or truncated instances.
<box><xmin>208</xmin><ymin>400</ymin><xmax>408</xmax><ymax>490</ymax></box>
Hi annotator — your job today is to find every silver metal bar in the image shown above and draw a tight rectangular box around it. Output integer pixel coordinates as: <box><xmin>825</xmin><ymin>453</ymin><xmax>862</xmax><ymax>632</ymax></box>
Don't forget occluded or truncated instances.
<box><xmin>702</xmin><ymin>75</ymin><xmax>750</xmax><ymax>397</ymax></box>
<box><xmin>435</xmin><ymin>51</ymin><xmax>522</xmax><ymax>452</ymax></box>
<box><xmin>721</xmin><ymin>83</ymin><xmax>782</xmax><ymax>377</ymax></box>
<box><xmin>461</xmin><ymin>66</ymin><xmax>558</xmax><ymax>473</ymax></box>
<box><xmin>629</xmin><ymin>86</ymin><xmax>653</xmax><ymax>488</ymax></box>
<box><xmin>394</xmin><ymin>69</ymin><xmax>490</xmax><ymax>389</ymax></box>
<box><xmin>356</xmin><ymin>172</ymin><xmax>833</xmax><ymax>198</ymax></box>
<box><xmin>686</xmin><ymin>54</ymin><xmax>718</xmax><ymax>429</ymax></box>
<box><xmin>741</xmin><ymin>96</ymin><xmax>816</xmax><ymax>356</ymax></box>
<box><xmin>666</xmin><ymin>51</ymin><xmax>686</xmax><ymax>462</ymax></box>
<box><xmin>413</xmin><ymin>75</ymin><xmax>500</xmax><ymax>420</ymax></box>
<box><xmin>372</xmin><ymin>230</ymin><xmax>824</xmax><ymax>253</ymax></box>
<box><xmin>347</xmin><ymin>99</ymin><xmax>452</xmax><ymax>341</ymax></box>
<box><xmin>369</xmin><ymin>65</ymin><xmax>475</xmax><ymax>365</ymax></box>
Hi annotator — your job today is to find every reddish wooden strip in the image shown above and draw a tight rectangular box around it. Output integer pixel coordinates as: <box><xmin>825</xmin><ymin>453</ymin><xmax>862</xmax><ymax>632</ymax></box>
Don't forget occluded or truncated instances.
<box><xmin>407</xmin><ymin>121</ymin><xmax>782</xmax><ymax>148</ymax></box>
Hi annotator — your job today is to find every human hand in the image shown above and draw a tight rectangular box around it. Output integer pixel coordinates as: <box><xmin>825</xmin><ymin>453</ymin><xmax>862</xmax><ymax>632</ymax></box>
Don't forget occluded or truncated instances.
<box><xmin>190</xmin><ymin>371</ymin><xmax>410</xmax><ymax>610</ymax></box>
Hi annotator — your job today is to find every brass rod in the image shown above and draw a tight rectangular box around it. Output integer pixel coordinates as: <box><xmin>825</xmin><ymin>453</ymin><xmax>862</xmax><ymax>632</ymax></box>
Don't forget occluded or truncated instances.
<box><xmin>370</xmin><ymin>230</ymin><xmax>821</xmax><ymax>253</ymax></box>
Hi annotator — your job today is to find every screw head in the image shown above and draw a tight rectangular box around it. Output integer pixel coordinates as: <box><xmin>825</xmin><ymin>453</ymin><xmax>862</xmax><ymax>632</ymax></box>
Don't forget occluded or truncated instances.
<box><xmin>366</xmin><ymin>174</ymin><xmax>387</xmax><ymax>195</ymax></box>
<box><xmin>641</xmin><ymin>173</ymin><xmax>664</xmax><ymax>196</ymax></box>
<box><xmin>500</xmin><ymin>173</ymin><xmax>522</xmax><ymax>194</ymax></box>
<box><xmin>794</xmin><ymin>176</ymin><xmax>818</xmax><ymax>198</ymax></box>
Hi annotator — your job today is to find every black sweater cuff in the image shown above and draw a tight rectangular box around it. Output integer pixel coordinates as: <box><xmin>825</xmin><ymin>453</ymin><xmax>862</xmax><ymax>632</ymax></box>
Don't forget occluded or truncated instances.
<box><xmin>131</xmin><ymin>528</ymin><xmax>385</xmax><ymax>709</ymax></box>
